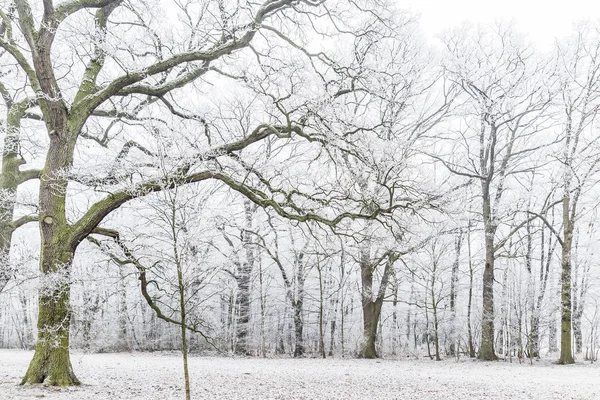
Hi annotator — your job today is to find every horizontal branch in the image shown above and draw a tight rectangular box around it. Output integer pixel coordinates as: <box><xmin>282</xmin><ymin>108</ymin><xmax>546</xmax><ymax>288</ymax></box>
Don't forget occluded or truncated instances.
<box><xmin>10</xmin><ymin>214</ymin><xmax>38</xmax><ymax>230</ymax></box>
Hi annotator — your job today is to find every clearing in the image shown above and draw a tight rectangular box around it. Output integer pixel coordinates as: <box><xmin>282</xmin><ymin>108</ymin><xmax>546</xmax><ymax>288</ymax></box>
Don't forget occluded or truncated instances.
<box><xmin>0</xmin><ymin>350</ymin><xmax>598</xmax><ymax>399</ymax></box>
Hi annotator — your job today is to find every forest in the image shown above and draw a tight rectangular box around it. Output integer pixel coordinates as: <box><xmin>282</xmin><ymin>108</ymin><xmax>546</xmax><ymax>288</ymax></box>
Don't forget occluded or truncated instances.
<box><xmin>0</xmin><ymin>0</ymin><xmax>599</xmax><ymax>397</ymax></box>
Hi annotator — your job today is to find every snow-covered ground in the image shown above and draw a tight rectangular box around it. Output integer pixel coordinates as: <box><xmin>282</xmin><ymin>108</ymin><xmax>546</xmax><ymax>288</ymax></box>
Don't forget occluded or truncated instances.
<box><xmin>1</xmin><ymin>350</ymin><xmax>598</xmax><ymax>399</ymax></box>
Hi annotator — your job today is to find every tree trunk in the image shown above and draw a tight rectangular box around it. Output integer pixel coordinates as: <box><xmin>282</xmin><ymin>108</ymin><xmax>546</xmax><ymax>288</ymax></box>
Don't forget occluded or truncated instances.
<box><xmin>234</xmin><ymin>269</ymin><xmax>252</xmax><ymax>355</ymax></box>
<box><xmin>235</xmin><ymin>201</ymin><xmax>255</xmax><ymax>355</ymax></box>
<box><xmin>548</xmin><ymin>305</ymin><xmax>558</xmax><ymax>353</ymax></box>
<box><xmin>359</xmin><ymin>253</ymin><xmax>396</xmax><ymax>359</ymax></box>
<box><xmin>391</xmin><ymin>284</ymin><xmax>399</xmax><ymax>356</ymax></box>
<box><xmin>449</xmin><ymin>232</ymin><xmax>463</xmax><ymax>356</ymax></box>
<box><xmin>21</xmin><ymin>246</ymin><xmax>79</xmax><ymax>386</ymax></box>
<box><xmin>293</xmin><ymin>252</ymin><xmax>305</xmax><ymax>357</ymax></box>
<box><xmin>573</xmin><ymin>314</ymin><xmax>583</xmax><ymax>354</ymax></box>
<box><xmin>467</xmin><ymin>224</ymin><xmax>476</xmax><ymax>358</ymax></box>
<box><xmin>21</xmin><ymin>100</ymin><xmax>80</xmax><ymax>385</ymax></box>
<box><xmin>317</xmin><ymin>265</ymin><xmax>326</xmax><ymax>359</ymax></box>
<box><xmin>293</xmin><ymin>303</ymin><xmax>304</xmax><ymax>357</ymax></box>
<box><xmin>360</xmin><ymin>298</ymin><xmax>383</xmax><ymax>358</ymax></box>
<box><xmin>432</xmin><ymin>299</ymin><xmax>441</xmax><ymax>361</ymax></box>
<box><xmin>558</xmin><ymin>195</ymin><xmax>575</xmax><ymax>364</ymax></box>
<box><xmin>480</xmin><ymin>186</ymin><xmax>497</xmax><ymax>361</ymax></box>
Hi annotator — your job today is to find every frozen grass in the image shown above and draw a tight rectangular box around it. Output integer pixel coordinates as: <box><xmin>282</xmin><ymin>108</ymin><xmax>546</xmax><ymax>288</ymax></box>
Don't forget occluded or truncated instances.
<box><xmin>1</xmin><ymin>350</ymin><xmax>599</xmax><ymax>399</ymax></box>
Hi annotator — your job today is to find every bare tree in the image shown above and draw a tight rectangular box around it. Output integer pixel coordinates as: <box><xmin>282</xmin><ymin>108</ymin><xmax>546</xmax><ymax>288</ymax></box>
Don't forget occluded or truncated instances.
<box><xmin>439</xmin><ymin>24</ymin><xmax>554</xmax><ymax>360</ymax></box>
<box><xmin>0</xmin><ymin>0</ymin><xmax>417</xmax><ymax>385</ymax></box>
<box><xmin>553</xmin><ymin>24</ymin><xmax>600</xmax><ymax>364</ymax></box>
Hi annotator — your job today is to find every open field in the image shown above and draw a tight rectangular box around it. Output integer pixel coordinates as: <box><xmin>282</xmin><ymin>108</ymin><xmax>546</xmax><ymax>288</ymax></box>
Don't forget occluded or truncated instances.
<box><xmin>1</xmin><ymin>350</ymin><xmax>599</xmax><ymax>399</ymax></box>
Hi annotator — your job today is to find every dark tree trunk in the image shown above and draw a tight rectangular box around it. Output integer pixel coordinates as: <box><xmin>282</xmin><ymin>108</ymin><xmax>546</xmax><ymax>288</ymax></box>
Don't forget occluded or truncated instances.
<box><xmin>479</xmin><ymin>181</ymin><xmax>497</xmax><ymax>361</ymax></box>
<box><xmin>21</xmin><ymin>247</ymin><xmax>79</xmax><ymax>386</ymax></box>
<box><xmin>359</xmin><ymin>252</ymin><xmax>396</xmax><ymax>359</ymax></box>
<box><xmin>360</xmin><ymin>298</ymin><xmax>383</xmax><ymax>358</ymax></box>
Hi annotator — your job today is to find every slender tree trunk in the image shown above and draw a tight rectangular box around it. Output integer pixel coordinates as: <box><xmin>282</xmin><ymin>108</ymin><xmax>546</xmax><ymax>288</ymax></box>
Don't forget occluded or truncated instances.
<box><xmin>118</xmin><ymin>264</ymin><xmax>129</xmax><ymax>351</ymax></box>
<box><xmin>176</xmin><ymin>249</ymin><xmax>191</xmax><ymax>400</ymax></box>
<box><xmin>432</xmin><ymin>299</ymin><xmax>441</xmax><ymax>361</ymax></box>
<box><xmin>391</xmin><ymin>283</ymin><xmax>399</xmax><ymax>356</ymax></box>
<box><xmin>293</xmin><ymin>303</ymin><xmax>304</xmax><ymax>357</ymax></box>
<box><xmin>258</xmin><ymin>257</ymin><xmax>266</xmax><ymax>358</ymax></box>
<box><xmin>449</xmin><ymin>232</ymin><xmax>463</xmax><ymax>356</ymax></box>
<box><xmin>573</xmin><ymin>307</ymin><xmax>584</xmax><ymax>354</ymax></box>
<box><xmin>531</xmin><ymin>222</ymin><xmax>553</xmax><ymax>359</ymax></box>
<box><xmin>467</xmin><ymin>225</ymin><xmax>476</xmax><ymax>358</ymax></box>
<box><xmin>559</xmin><ymin>195</ymin><xmax>575</xmax><ymax>364</ymax></box>
<box><xmin>235</xmin><ymin>201</ymin><xmax>255</xmax><ymax>355</ymax></box>
<box><xmin>548</xmin><ymin>305</ymin><xmax>558</xmax><ymax>353</ymax></box>
<box><xmin>234</xmin><ymin>269</ymin><xmax>252</xmax><ymax>355</ymax></box>
<box><xmin>497</xmin><ymin>266</ymin><xmax>509</xmax><ymax>356</ymax></box>
<box><xmin>328</xmin><ymin>249</ymin><xmax>344</xmax><ymax>356</ymax></box>
<box><xmin>317</xmin><ymin>265</ymin><xmax>326</xmax><ymax>359</ymax></box>
<box><xmin>293</xmin><ymin>252</ymin><xmax>305</xmax><ymax>357</ymax></box>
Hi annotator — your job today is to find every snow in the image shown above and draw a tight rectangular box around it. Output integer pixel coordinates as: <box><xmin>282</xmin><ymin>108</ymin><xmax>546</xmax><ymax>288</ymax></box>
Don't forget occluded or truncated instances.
<box><xmin>1</xmin><ymin>350</ymin><xmax>599</xmax><ymax>399</ymax></box>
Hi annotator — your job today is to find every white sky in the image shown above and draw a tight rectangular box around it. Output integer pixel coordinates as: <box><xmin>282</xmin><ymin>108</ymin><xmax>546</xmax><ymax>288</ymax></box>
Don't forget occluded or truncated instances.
<box><xmin>398</xmin><ymin>0</ymin><xmax>598</xmax><ymax>50</ymax></box>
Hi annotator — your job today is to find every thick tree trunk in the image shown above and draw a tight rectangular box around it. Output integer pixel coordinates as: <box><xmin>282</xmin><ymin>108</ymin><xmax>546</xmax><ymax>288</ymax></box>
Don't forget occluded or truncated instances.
<box><xmin>22</xmin><ymin>110</ymin><xmax>79</xmax><ymax>384</ymax></box>
<box><xmin>359</xmin><ymin>253</ymin><xmax>395</xmax><ymax>359</ymax></box>
<box><xmin>480</xmin><ymin>249</ymin><xmax>497</xmax><ymax>359</ymax></box>
<box><xmin>21</xmin><ymin>246</ymin><xmax>79</xmax><ymax>386</ymax></box>
<box><xmin>359</xmin><ymin>251</ymin><xmax>377</xmax><ymax>359</ymax></box>
<box><xmin>479</xmin><ymin>185</ymin><xmax>497</xmax><ymax>361</ymax></box>
<box><xmin>360</xmin><ymin>299</ymin><xmax>383</xmax><ymax>358</ymax></box>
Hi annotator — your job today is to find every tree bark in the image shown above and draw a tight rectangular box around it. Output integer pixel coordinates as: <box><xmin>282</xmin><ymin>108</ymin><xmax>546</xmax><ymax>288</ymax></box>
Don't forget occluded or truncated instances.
<box><xmin>21</xmin><ymin>101</ymin><xmax>80</xmax><ymax>385</ymax></box>
<box><xmin>235</xmin><ymin>201</ymin><xmax>255</xmax><ymax>355</ymax></box>
<box><xmin>480</xmin><ymin>184</ymin><xmax>497</xmax><ymax>361</ymax></box>
<box><xmin>21</xmin><ymin>245</ymin><xmax>79</xmax><ymax>385</ymax></box>
<box><xmin>293</xmin><ymin>251</ymin><xmax>305</xmax><ymax>358</ymax></box>
<box><xmin>449</xmin><ymin>231</ymin><xmax>463</xmax><ymax>356</ymax></box>
<box><xmin>359</xmin><ymin>252</ymin><xmax>396</xmax><ymax>358</ymax></box>
<box><xmin>558</xmin><ymin>196</ymin><xmax>575</xmax><ymax>364</ymax></box>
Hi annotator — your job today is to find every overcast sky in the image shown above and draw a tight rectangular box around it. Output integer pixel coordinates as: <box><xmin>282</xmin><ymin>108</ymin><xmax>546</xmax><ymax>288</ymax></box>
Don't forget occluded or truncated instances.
<box><xmin>398</xmin><ymin>0</ymin><xmax>597</xmax><ymax>50</ymax></box>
